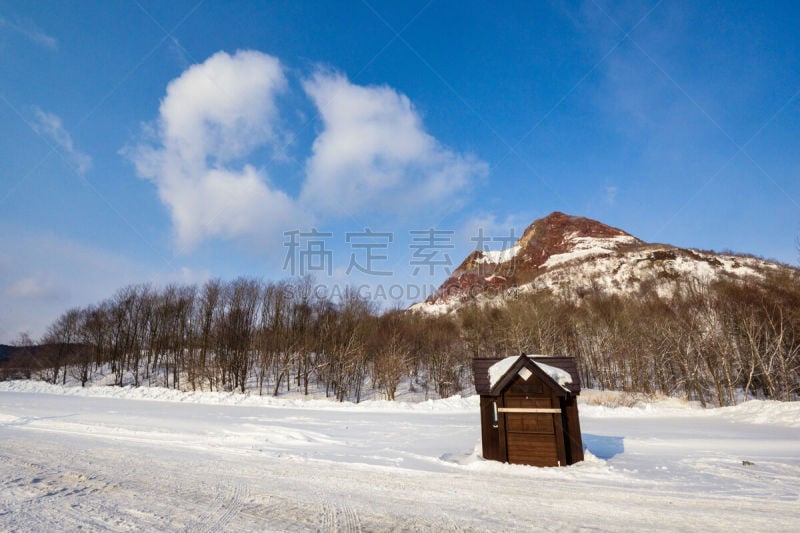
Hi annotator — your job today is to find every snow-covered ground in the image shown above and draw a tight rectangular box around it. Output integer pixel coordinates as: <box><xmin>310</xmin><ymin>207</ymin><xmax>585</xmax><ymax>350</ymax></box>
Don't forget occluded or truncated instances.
<box><xmin>1</xmin><ymin>382</ymin><xmax>798</xmax><ymax>531</ymax></box>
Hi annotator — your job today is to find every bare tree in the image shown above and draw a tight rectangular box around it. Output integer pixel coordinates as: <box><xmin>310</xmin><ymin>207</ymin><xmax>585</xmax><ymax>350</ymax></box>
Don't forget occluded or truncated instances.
<box><xmin>41</xmin><ymin>308</ymin><xmax>81</xmax><ymax>384</ymax></box>
<box><xmin>370</xmin><ymin>313</ymin><xmax>411</xmax><ymax>400</ymax></box>
<box><xmin>196</xmin><ymin>279</ymin><xmax>222</xmax><ymax>391</ymax></box>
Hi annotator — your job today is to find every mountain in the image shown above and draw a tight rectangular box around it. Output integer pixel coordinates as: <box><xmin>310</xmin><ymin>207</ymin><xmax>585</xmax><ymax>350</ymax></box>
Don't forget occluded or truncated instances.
<box><xmin>411</xmin><ymin>211</ymin><xmax>794</xmax><ymax>313</ymax></box>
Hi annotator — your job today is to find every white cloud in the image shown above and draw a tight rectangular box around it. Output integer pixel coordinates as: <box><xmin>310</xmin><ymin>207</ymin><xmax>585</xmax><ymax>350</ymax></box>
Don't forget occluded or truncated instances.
<box><xmin>301</xmin><ymin>70</ymin><xmax>487</xmax><ymax>216</ymax></box>
<box><xmin>125</xmin><ymin>52</ymin><xmax>488</xmax><ymax>252</ymax></box>
<box><xmin>123</xmin><ymin>50</ymin><xmax>300</xmax><ymax>252</ymax></box>
<box><xmin>0</xmin><ymin>15</ymin><xmax>57</xmax><ymax>50</ymax></box>
<box><xmin>30</xmin><ymin>107</ymin><xmax>92</xmax><ymax>175</ymax></box>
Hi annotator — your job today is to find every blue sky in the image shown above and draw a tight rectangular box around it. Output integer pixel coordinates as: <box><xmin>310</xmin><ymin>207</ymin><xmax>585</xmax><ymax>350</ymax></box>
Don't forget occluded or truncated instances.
<box><xmin>1</xmin><ymin>0</ymin><xmax>799</xmax><ymax>341</ymax></box>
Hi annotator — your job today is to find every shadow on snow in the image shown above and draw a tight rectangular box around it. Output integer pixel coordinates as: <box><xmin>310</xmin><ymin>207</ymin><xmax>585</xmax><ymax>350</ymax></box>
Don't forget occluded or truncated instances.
<box><xmin>583</xmin><ymin>434</ymin><xmax>624</xmax><ymax>460</ymax></box>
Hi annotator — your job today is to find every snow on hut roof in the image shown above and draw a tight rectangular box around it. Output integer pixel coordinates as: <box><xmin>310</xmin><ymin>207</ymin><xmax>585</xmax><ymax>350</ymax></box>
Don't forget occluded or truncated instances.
<box><xmin>489</xmin><ymin>355</ymin><xmax>572</xmax><ymax>392</ymax></box>
<box><xmin>488</xmin><ymin>356</ymin><xmax>519</xmax><ymax>389</ymax></box>
<box><xmin>473</xmin><ymin>357</ymin><xmax>581</xmax><ymax>395</ymax></box>
<box><xmin>535</xmin><ymin>361</ymin><xmax>573</xmax><ymax>389</ymax></box>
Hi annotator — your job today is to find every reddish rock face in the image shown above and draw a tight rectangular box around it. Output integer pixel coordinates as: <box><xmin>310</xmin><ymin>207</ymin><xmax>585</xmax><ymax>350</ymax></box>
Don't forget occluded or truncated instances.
<box><xmin>514</xmin><ymin>211</ymin><xmax>638</xmax><ymax>266</ymax></box>
<box><xmin>428</xmin><ymin>212</ymin><xmax>642</xmax><ymax>303</ymax></box>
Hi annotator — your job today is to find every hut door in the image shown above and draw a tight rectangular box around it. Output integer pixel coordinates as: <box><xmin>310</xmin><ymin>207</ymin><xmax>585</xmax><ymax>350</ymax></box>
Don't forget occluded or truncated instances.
<box><xmin>500</xmin><ymin>395</ymin><xmax>563</xmax><ymax>467</ymax></box>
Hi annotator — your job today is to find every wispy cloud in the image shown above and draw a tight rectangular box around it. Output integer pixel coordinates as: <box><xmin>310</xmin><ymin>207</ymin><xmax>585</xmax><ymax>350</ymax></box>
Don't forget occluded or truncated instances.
<box><xmin>0</xmin><ymin>229</ymin><xmax>211</xmax><ymax>342</ymax></box>
<box><xmin>166</xmin><ymin>36</ymin><xmax>191</xmax><ymax>70</ymax></box>
<box><xmin>6</xmin><ymin>276</ymin><xmax>61</xmax><ymax>300</ymax></box>
<box><xmin>458</xmin><ymin>212</ymin><xmax>535</xmax><ymax>254</ymax></box>
<box><xmin>0</xmin><ymin>15</ymin><xmax>58</xmax><ymax>50</ymax></box>
<box><xmin>604</xmin><ymin>185</ymin><xmax>618</xmax><ymax>205</ymax></box>
<box><xmin>30</xmin><ymin>107</ymin><xmax>92</xmax><ymax>175</ymax></box>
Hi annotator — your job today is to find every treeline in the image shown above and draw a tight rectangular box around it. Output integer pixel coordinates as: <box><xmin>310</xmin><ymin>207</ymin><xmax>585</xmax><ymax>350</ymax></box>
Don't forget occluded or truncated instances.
<box><xmin>458</xmin><ymin>271</ymin><xmax>800</xmax><ymax>405</ymax></box>
<box><xmin>4</xmin><ymin>277</ymin><xmax>472</xmax><ymax>401</ymax></box>
<box><xmin>5</xmin><ymin>271</ymin><xmax>800</xmax><ymax>405</ymax></box>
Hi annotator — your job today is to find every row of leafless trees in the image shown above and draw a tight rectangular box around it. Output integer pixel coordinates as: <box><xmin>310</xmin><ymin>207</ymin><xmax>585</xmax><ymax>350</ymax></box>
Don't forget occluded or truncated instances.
<box><xmin>6</xmin><ymin>271</ymin><xmax>799</xmax><ymax>404</ymax></box>
<box><xmin>456</xmin><ymin>271</ymin><xmax>800</xmax><ymax>405</ymax></box>
<box><xmin>5</xmin><ymin>277</ymin><xmax>469</xmax><ymax>401</ymax></box>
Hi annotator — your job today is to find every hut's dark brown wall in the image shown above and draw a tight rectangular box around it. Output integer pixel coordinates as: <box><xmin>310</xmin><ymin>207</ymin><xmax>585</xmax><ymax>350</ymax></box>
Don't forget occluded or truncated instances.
<box><xmin>562</xmin><ymin>397</ymin><xmax>584</xmax><ymax>464</ymax></box>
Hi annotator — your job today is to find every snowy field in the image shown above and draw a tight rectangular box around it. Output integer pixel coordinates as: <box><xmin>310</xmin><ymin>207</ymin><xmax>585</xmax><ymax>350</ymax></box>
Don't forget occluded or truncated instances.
<box><xmin>1</xmin><ymin>382</ymin><xmax>799</xmax><ymax>532</ymax></box>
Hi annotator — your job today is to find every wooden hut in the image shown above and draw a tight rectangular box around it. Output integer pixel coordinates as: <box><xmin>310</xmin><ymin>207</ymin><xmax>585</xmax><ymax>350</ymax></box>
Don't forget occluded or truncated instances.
<box><xmin>473</xmin><ymin>355</ymin><xmax>584</xmax><ymax>467</ymax></box>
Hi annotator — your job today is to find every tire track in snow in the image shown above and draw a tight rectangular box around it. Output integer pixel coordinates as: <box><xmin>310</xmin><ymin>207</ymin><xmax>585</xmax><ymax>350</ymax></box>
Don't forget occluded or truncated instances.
<box><xmin>319</xmin><ymin>500</ymin><xmax>335</xmax><ymax>532</ymax></box>
<box><xmin>335</xmin><ymin>499</ymin><xmax>361</xmax><ymax>533</ymax></box>
<box><xmin>202</xmin><ymin>481</ymin><xmax>246</xmax><ymax>533</ymax></box>
<box><xmin>0</xmin><ymin>458</ymin><xmax>122</xmax><ymax>531</ymax></box>
<box><xmin>317</xmin><ymin>497</ymin><xmax>362</xmax><ymax>532</ymax></box>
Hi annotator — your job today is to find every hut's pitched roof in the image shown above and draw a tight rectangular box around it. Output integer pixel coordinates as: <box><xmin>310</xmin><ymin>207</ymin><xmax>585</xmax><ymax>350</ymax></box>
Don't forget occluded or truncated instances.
<box><xmin>473</xmin><ymin>355</ymin><xmax>581</xmax><ymax>396</ymax></box>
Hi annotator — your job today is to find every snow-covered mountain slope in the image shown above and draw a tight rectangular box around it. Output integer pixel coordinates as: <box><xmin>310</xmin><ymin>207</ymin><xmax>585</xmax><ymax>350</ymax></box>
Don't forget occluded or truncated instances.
<box><xmin>411</xmin><ymin>211</ymin><xmax>795</xmax><ymax>314</ymax></box>
<box><xmin>519</xmin><ymin>245</ymin><xmax>778</xmax><ymax>300</ymax></box>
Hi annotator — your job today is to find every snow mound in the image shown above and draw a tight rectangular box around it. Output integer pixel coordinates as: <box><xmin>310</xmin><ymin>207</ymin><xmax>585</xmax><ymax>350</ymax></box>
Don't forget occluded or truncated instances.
<box><xmin>0</xmin><ymin>380</ymin><xmax>479</xmax><ymax>414</ymax></box>
<box><xmin>717</xmin><ymin>400</ymin><xmax>800</xmax><ymax>428</ymax></box>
